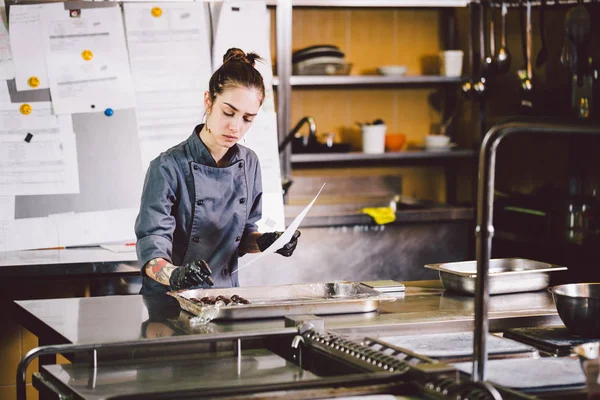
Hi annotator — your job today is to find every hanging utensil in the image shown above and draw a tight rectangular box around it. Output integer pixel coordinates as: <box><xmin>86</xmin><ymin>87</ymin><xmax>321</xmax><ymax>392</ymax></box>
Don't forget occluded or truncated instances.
<box><xmin>462</xmin><ymin>2</ymin><xmax>478</xmax><ymax>99</ymax></box>
<box><xmin>566</xmin><ymin>5</ymin><xmax>591</xmax><ymax>86</ymax></box>
<box><xmin>535</xmin><ymin>0</ymin><xmax>548</xmax><ymax>68</ymax></box>
<box><xmin>496</xmin><ymin>2</ymin><xmax>511</xmax><ymax>74</ymax></box>
<box><xmin>519</xmin><ymin>1</ymin><xmax>533</xmax><ymax>112</ymax></box>
<box><xmin>482</xmin><ymin>6</ymin><xmax>496</xmax><ymax>77</ymax></box>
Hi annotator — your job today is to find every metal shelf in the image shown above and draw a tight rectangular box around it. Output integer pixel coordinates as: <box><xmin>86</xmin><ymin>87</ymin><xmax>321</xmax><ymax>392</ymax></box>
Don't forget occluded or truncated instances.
<box><xmin>266</xmin><ymin>0</ymin><xmax>468</xmax><ymax>7</ymax></box>
<box><xmin>291</xmin><ymin>149</ymin><xmax>477</xmax><ymax>164</ymax></box>
<box><xmin>273</xmin><ymin>75</ymin><xmax>464</xmax><ymax>87</ymax></box>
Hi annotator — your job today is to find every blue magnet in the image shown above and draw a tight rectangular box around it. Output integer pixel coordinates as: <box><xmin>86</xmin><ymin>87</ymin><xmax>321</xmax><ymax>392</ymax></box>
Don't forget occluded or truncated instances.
<box><xmin>104</xmin><ymin>108</ymin><xmax>114</xmax><ymax>117</ymax></box>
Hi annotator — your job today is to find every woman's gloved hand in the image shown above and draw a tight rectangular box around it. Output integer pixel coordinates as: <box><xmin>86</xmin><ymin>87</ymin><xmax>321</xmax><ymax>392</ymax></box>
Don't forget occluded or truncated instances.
<box><xmin>169</xmin><ymin>260</ymin><xmax>214</xmax><ymax>291</ymax></box>
<box><xmin>256</xmin><ymin>230</ymin><xmax>301</xmax><ymax>257</ymax></box>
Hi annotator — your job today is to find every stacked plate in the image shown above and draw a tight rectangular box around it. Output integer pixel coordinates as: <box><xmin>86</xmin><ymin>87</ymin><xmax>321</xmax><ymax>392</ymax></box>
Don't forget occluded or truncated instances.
<box><xmin>292</xmin><ymin>45</ymin><xmax>351</xmax><ymax>75</ymax></box>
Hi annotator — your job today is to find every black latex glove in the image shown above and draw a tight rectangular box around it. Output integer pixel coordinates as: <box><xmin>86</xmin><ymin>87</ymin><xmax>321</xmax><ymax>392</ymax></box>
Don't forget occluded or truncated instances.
<box><xmin>256</xmin><ymin>230</ymin><xmax>301</xmax><ymax>257</ymax></box>
<box><xmin>169</xmin><ymin>260</ymin><xmax>214</xmax><ymax>291</ymax></box>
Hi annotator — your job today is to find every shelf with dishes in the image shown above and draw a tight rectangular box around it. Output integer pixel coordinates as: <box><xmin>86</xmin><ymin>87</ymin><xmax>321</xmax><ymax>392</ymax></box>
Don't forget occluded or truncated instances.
<box><xmin>291</xmin><ymin>148</ymin><xmax>477</xmax><ymax>165</ymax></box>
<box><xmin>272</xmin><ymin>75</ymin><xmax>464</xmax><ymax>87</ymax></box>
<box><xmin>265</xmin><ymin>0</ymin><xmax>469</xmax><ymax>8</ymax></box>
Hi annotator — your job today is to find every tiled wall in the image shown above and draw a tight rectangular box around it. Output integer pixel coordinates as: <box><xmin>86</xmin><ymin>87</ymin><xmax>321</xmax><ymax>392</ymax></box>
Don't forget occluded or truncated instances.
<box><xmin>2</xmin><ymin>280</ymin><xmax>84</xmax><ymax>400</ymax></box>
<box><xmin>0</xmin><ymin>324</ymin><xmax>38</xmax><ymax>400</ymax></box>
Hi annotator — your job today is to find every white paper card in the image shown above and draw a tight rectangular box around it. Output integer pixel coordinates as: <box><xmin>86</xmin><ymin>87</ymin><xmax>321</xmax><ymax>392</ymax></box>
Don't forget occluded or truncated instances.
<box><xmin>10</xmin><ymin>4</ymin><xmax>49</xmax><ymax>91</ymax></box>
<box><xmin>0</xmin><ymin>102</ymin><xmax>80</xmax><ymax>195</ymax></box>
<box><xmin>40</xmin><ymin>4</ymin><xmax>136</xmax><ymax>114</ymax></box>
<box><xmin>234</xmin><ymin>183</ymin><xmax>325</xmax><ymax>274</ymax></box>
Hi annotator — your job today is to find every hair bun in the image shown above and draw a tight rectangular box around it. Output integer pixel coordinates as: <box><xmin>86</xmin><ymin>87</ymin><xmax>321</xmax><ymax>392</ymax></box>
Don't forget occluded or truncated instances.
<box><xmin>223</xmin><ymin>47</ymin><xmax>261</xmax><ymax>67</ymax></box>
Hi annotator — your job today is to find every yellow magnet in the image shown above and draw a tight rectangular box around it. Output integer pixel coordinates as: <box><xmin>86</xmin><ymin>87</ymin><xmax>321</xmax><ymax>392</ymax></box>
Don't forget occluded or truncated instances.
<box><xmin>81</xmin><ymin>49</ymin><xmax>93</xmax><ymax>61</ymax></box>
<box><xmin>20</xmin><ymin>103</ymin><xmax>32</xmax><ymax>115</ymax></box>
<box><xmin>28</xmin><ymin>76</ymin><xmax>40</xmax><ymax>88</ymax></box>
<box><xmin>151</xmin><ymin>7</ymin><xmax>162</xmax><ymax>17</ymax></box>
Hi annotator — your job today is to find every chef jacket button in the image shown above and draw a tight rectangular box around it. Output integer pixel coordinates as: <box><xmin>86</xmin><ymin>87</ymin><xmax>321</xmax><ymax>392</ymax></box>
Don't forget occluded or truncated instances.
<box><xmin>196</xmin><ymin>199</ymin><xmax>204</xmax><ymax>206</ymax></box>
<box><xmin>193</xmin><ymin>165</ymin><xmax>199</xmax><ymax>171</ymax></box>
<box><xmin>239</xmin><ymin>198</ymin><xmax>246</xmax><ymax>204</ymax></box>
<box><xmin>235</xmin><ymin>236</ymin><xmax>241</xmax><ymax>242</ymax></box>
<box><xmin>238</xmin><ymin>162</ymin><xmax>243</xmax><ymax>169</ymax></box>
<box><xmin>192</xmin><ymin>236</ymin><xmax>200</xmax><ymax>243</ymax></box>
<box><xmin>223</xmin><ymin>269</ymin><xmax>229</xmax><ymax>276</ymax></box>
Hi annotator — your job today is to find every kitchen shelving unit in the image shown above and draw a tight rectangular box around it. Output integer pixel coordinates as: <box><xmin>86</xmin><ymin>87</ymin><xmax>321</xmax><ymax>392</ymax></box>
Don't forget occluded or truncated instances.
<box><xmin>272</xmin><ymin>75</ymin><xmax>464</xmax><ymax>86</ymax></box>
<box><xmin>271</xmin><ymin>0</ymin><xmax>476</xmax><ymax>205</ymax></box>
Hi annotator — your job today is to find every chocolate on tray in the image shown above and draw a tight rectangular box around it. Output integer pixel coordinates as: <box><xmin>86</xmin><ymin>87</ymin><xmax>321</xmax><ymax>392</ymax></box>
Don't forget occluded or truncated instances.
<box><xmin>189</xmin><ymin>295</ymin><xmax>251</xmax><ymax>306</ymax></box>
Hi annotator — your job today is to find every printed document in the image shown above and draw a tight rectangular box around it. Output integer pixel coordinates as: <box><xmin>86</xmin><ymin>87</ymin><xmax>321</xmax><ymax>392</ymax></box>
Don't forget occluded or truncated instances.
<box><xmin>0</xmin><ymin>102</ymin><xmax>79</xmax><ymax>195</ymax></box>
<box><xmin>40</xmin><ymin>4</ymin><xmax>135</xmax><ymax>114</ymax></box>
<box><xmin>10</xmin><ymin>4</ymin><xmax>49</xmax><ymax>90</ymax></box>
<box><xmin>233</xmin><ymin>183</ymin><xmax>326</xmax><ymax>273</ymax></box>
<box><xmin>123</xmin><ymin>3</ymin><xmax>211</xmax><ymax>170</ymax></box>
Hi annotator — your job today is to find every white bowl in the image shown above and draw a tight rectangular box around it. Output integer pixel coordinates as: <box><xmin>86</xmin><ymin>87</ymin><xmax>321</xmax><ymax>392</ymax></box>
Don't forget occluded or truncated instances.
<box><xmin>377</xmin><ymin>65</ymin><xmax>408</xmax><ymax>76</ymax></box>
<box><xmin>424</xmin><ymin>135</ymin><xmax>451</xmax><ymax>148</ymax></box>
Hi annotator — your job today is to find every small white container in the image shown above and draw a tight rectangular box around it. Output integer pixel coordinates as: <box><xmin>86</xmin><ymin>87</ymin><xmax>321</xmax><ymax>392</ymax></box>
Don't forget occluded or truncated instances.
<box><xmin>424</xmin><ymin>134</ymin><xmax>450</xmax><ymax>149</ymax></box>
<box><xmin>440</xmin><ymin>50</ymin><xmax>464</xmax><ymax>77</ymax></box>
<box><xmin>362</xmin><ymin>124</ymin><xmax>387</xmax><ymax>154</ymax></box>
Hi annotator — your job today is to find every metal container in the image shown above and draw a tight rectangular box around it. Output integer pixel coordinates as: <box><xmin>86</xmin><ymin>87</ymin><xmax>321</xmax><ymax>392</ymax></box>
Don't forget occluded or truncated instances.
<box><xmin>549</xmin><ymin>283</ymin><xmax>600</xmax><ymax>338</ymax></box>
<box><xmin>169</xmin><ymin>282</ymin><xmax>398</xmax><ymax>320</ymax></box>
<box><xmin>425</xmin><ymin>258</ymin><xmax>567</xmax><ymax>295</ymax></box>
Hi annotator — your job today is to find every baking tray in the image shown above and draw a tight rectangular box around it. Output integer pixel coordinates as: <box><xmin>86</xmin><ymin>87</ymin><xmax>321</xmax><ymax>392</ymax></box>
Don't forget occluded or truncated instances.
<box><xmin>168</xmin><ymin>282</ymin><xmax>398</xmax><ymax>320</ymax></box>
<box><xmin>424</xmin><ymin>258</ymin><xmax>567</xmax><ymax>295</ymax></box>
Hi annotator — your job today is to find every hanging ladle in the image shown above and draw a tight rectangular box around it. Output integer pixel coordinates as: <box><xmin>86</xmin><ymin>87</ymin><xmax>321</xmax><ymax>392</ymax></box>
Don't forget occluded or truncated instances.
<box><xmin>496</xmin><ymin>2</ymin><xmax>511</xmax><ymax>74</ymax></box>
<box><xmin>535</xmin><ymin>0</ymin><xmax>548</xmax><ymax>68</ymax></box>
<box><xmin>481</xmin><ymin>6</ymin><xmax>495</xmax><ymax>77</ymax></box>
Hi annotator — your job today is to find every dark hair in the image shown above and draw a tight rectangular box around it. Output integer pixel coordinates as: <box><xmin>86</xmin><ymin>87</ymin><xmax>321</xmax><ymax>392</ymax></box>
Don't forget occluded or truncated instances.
<box><xmin>208</xmin><ymin>48</ymin><xmax>266</xmax><ymax>106</ymax></box>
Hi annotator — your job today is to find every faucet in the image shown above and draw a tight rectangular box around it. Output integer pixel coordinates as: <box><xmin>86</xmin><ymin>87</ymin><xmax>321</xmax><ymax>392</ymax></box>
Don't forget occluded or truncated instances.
<box><xmin>473</xmin><ymin>117</ymin><xmax>600</xmax><ymax>383</ymax></box>
<box><xmin>278</xmin><ymin>116</ymin><xmax>317</xmax><ymax>154</ymax></box>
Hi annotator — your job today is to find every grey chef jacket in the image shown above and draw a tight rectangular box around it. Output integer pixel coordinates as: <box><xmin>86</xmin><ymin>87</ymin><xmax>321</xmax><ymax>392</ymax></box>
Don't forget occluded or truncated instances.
<box><xmin>135</xmin><ymin>124</ymin><xmax>262</xmax><ymax>294</ymax></box>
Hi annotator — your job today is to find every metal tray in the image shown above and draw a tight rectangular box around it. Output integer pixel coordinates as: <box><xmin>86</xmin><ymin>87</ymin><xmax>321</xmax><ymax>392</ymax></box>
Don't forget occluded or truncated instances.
<box><xmin>168</xmin><ymin>282</ymin><xmax>398</xmax><ymax>320</ymax></box>
<box><xmin>424</xmin><ymin>258</ymin><xmax>567</xmax><ymax>295</ymax></box>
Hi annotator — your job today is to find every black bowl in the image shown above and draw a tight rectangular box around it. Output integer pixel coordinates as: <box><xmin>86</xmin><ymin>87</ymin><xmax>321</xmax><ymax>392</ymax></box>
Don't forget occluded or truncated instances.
<box><xmin>548</xmin><ymin>283</ymin><xmax>600</xmax><ymax>338</ymax></box>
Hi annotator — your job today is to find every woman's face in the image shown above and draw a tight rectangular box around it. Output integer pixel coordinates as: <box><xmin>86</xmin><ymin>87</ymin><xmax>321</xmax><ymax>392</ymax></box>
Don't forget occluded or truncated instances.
<box><xmin>204</xmin><ymin>85</ymin><xmax>262</xmax><ymax>149</ymax></box>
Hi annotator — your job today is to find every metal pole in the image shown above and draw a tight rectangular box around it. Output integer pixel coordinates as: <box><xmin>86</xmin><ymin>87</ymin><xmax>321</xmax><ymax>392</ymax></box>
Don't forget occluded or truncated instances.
<box><xmin>276</xmin><ymin>0</ymin><xmax>293</xmax><ymax>184</ymax></box>
<box><xmin>473</xmin><ymin>118</ymin><xmax>600</xmax><ymax>382</ymax></box>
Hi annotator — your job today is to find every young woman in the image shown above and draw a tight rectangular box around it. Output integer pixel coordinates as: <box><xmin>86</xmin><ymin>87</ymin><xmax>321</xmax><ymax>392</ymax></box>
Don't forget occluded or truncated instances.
<box><xmin>135</xmin><ymin>48</ymin><xmax>300</xmax><ymax>294</ymax></box>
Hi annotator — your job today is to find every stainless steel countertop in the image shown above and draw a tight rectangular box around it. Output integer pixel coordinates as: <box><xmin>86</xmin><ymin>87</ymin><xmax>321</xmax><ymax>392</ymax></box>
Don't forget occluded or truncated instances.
<box><xmin>0</xmin><ymin>247</ymin><xmax>139</xmax><ymax>277</ymax></box>
<box><xmin>14</xmin><ymin>281</ymin><xmax>562</xmax><ymax>346</ymax></box>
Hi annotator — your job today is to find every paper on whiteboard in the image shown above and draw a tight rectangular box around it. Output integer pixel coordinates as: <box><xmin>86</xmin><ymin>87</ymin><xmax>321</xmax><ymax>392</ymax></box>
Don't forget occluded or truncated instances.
<box><xmin>0</xmin><ymin>102</ymin><xmax>80</xmax><ymax>195</ymax></box>
<box><xmin>100</xmin><ymin>244</ymin><xmax>136</xmax><ymax>253</ymax></box>
<box><xmin>213</xmin><ymin>1</ymin><xmax>284</xmax><ymax>230</ymax></box>
<box><xmin>212</xmin><ymin>0</ymin><xmax>274</xmax><ymax>110</ymax></box>
<box><xmin>0</xmin><ymin>217</ymin><xmax>59</xmax><ymax>252</ymax></box>
<box><xmin>52</xmin><ymin>208</ymin><xmax>137</xmax><ymax>248</ymax></box>
<box><xmin>233</xmin><ymin>183</ymin><xmax>325</xmax><ymax>274</ymax></box>
<box><xmin>123</xmin><ymin>2</ymin><xmax>211</xmax><ymax>170</ymax></box>
<box><xmin>10</xmin><ymin>4</ymin><xmax>49</xmax><ymax>90</ymax></box>
<box><xmin>0</xmin><ymin>80</ymin><xmax>10</xmax><ymax>103</ymax></box>
<box><xmin>0</xmin><ymin>4</ymin><xmax>14</xmax><ymax>80</ymax></box>
<box><xmin>123</xmin><ymin>2</ymin><xmax>211</xmax><ymax>93</ymax></box>
<box><xmin>40</xmin><ymin>4</ymin><xmax>136</xmax><ymax>114</ymax></box>
<box><xmin>0</xmin><ymin>195</ymin><xmax>15</xmax><ymax>220</ymax></box>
